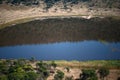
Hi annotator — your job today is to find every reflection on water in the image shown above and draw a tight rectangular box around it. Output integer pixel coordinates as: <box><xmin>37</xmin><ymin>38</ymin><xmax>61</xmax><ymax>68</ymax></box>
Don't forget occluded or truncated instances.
<box><xmin>0</xmin><ymin>41</ymin><xmax>120</xmax><ymax>60</ymax></box>
<box><xmin>100</xmin><ymin>40</ymin><xmax>120</xmax><ymax>52</ymax></box>
<box><xmin>0</xmin><ymin>17</ymin><xmax>120</xmax><ymax>60</ymax></box>
<box><xmin>0</xmin><ymin>17</ymin><xmax>120</xmax><ymax>46</ymax></box>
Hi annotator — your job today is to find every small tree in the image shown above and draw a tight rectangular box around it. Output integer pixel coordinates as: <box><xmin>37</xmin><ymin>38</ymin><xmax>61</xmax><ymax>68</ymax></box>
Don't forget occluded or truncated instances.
<box><xmin>80</xmin><ymin>69</ymin><xmax>98</xmax><ymax>80</ymax></box>
<box><xmin>37</xmin><ymin>61</ymin><xmax>50</xmax><ymax>79</ymax></box>
<box><xmin>98</xmin><ymin>68</ymin><xmax>109</xmax><ymax>80</ymax></box>
<box><xmin>54</xmin><ymin>70</ymin><xmax>64</xmax><ymax>80</ymax></box>
<box><xmin>8</xmin><ymin>66</ymin><xmax>17</xmax><ymax>73</ymax></box>
<box><xmin>43</xmin><ymin>70</ymin><xmax>49</xmax><ymax>78</ymax></box>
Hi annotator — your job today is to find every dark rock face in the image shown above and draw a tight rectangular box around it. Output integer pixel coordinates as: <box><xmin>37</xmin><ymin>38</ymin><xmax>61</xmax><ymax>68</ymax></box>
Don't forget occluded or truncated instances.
<box><xmin>0</xmin><ymin>17</ymin><xmax>120</xmax><ymax>46</ymax></box>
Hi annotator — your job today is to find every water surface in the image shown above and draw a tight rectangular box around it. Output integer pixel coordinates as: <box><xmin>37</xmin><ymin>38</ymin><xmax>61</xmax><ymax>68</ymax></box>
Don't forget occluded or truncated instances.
<box><xmin>0</xmin><ymin>41</ymin><xmax>120</xmax><ymax>60</ymax></box>
<box><xmin>0</xmin><ymin>17</ymin><xmax>120</xmax><ymax>60</ymax></box>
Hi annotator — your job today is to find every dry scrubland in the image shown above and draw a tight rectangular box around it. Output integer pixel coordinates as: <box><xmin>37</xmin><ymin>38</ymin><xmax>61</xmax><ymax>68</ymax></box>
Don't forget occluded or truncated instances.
<box><xmin>0</xmin><ymin>1</ymin><xmax>120</xmax><ymax>80</ymax></box>
<box><xmin>0</xmin><ymin>1</ymin><xmax>120</xmax><ymax>27</ymax></box>
<box><xmin>48</xmin><ymin>60</ymin><xmax>120</xmax><ymax>80</ymax></box>
<box><xmin>0</xmin><ymin>59</ymin><xmax>120</xmax><ymax>80</ymax></box>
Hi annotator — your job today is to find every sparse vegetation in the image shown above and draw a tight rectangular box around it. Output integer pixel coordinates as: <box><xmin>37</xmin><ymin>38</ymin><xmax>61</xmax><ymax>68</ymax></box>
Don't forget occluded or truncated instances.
<box><xmin>0</xmin><ymin>59</ymin><xmax>119</xmax><ymax>80</ymax></box>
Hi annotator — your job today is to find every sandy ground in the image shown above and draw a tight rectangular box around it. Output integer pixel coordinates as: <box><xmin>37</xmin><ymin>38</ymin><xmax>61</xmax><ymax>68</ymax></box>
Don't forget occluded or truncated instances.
<box><xmin>30</xmin><ymin>62</ymin><xmax>120</xmax><ymax>80</ymax></box>
<box><xmin>0</xmin><ymin>4</ymin><xmax>120</xmax><ymax>25</ymax></box>
<box><xmin>47</xmin><ymin>67</ymin><xmax>120</xmax><ymax>80</ymax></box>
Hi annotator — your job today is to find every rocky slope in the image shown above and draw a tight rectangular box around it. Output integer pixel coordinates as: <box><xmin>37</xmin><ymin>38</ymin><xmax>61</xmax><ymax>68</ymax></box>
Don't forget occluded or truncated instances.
<box><xmin>0</xmin><ymin>0</ymin><xmax>120</xmax><ymax>25</ymax></box>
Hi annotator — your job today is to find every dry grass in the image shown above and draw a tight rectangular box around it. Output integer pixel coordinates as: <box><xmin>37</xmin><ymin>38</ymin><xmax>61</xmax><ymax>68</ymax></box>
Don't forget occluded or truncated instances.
<box><xmin>46</xmin><ymin>60</ymin><xmax>120</xmax><ymax>80</ymax></box>
<box><xmin>48</xmin><ymin>60</ymin><xmax>120</xmax><ymax>69</ymax></box>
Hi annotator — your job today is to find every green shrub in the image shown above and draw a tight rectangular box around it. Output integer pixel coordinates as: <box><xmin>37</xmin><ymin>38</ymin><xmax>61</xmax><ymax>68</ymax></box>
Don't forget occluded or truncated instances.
<box><xmin>25</xmin><ymin>71</ymin><xmax>38</xmax><ymax>80</ymax></box>
<box><xmin>98</xmin><ymin>68</ymin><xmax>109</xmax><ymax>80</ymax></box>
<box><xmin>37</xmin><ymin>61</ymin><xmax>50</xmax><ymax>79</ymax></box>
<box><xmin>54</xmin><ymin>70</ymin><xmax>64</xmax><ymax>80</ymax></box>
<box><xmin>80</xmin><ymin>69</ymin><xmax>98</xmax><ymax>80</ymax></box>
<box><xmin>8</xmin><ymin>72</ymin><xmax>26</xmax><ymax>80</ymax></box>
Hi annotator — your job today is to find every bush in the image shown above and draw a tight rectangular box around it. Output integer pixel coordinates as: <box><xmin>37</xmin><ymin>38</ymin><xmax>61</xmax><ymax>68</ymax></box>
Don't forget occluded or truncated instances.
<box><xmin>80</xmin><ymin>69</ymin><xmax>98</xmax><ymax>80</ymax></box>
<box><xmin>54</xmin><ymin>70</ymin><xmax>64</xmax><ymax>80</ymax></box>
<box><xmin>98</xmin><ymin>68</ymin><xmax>109</xmax><ymax>80</ymax></box>
<box><xmin>25</xmin><ymin>71</ymin><xmax>38</xmax><ymax>80</ymax></box>
<box><xmin>8</xmin><ymin>72</ymin><xmax>26</xmax><ymax>80</ymax></box>
<box><xmin>37</xmin><ymin>61</ymin><xmax>50</xmax><ymax>79</ymax></box>
<box><xmin>8</xmin><ymin>71</ymin><xmax>38</xmax><ymax>80</ymax></box>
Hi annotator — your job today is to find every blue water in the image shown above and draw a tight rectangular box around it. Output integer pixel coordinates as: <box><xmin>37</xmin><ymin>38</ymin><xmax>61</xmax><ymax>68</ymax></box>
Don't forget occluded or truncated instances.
<box><xmin>0</xmin><ymin>41</ymin><xmax>120</xmax><ymax>60</ymax></box>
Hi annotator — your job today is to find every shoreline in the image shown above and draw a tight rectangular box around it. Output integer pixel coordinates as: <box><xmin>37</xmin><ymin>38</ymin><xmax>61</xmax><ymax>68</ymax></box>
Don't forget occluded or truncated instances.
<box><xmin>0</xmin><ymin>59</ymin><xmax>120</xmax><ymax>68</ymax></box>
<box><xmin>0</xmin><ymin>14</ymin><xmax>120</xmax><ymax>29</ymax></box>
<box><xmin>0</xmin><ymin>4</ymin><xmax>120</xmax><ymax>29</ymax></box>
<box><xmin>0</xmin><ymin>15</ymin><xmax>100</xmax><ymax>29</ymax></box>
